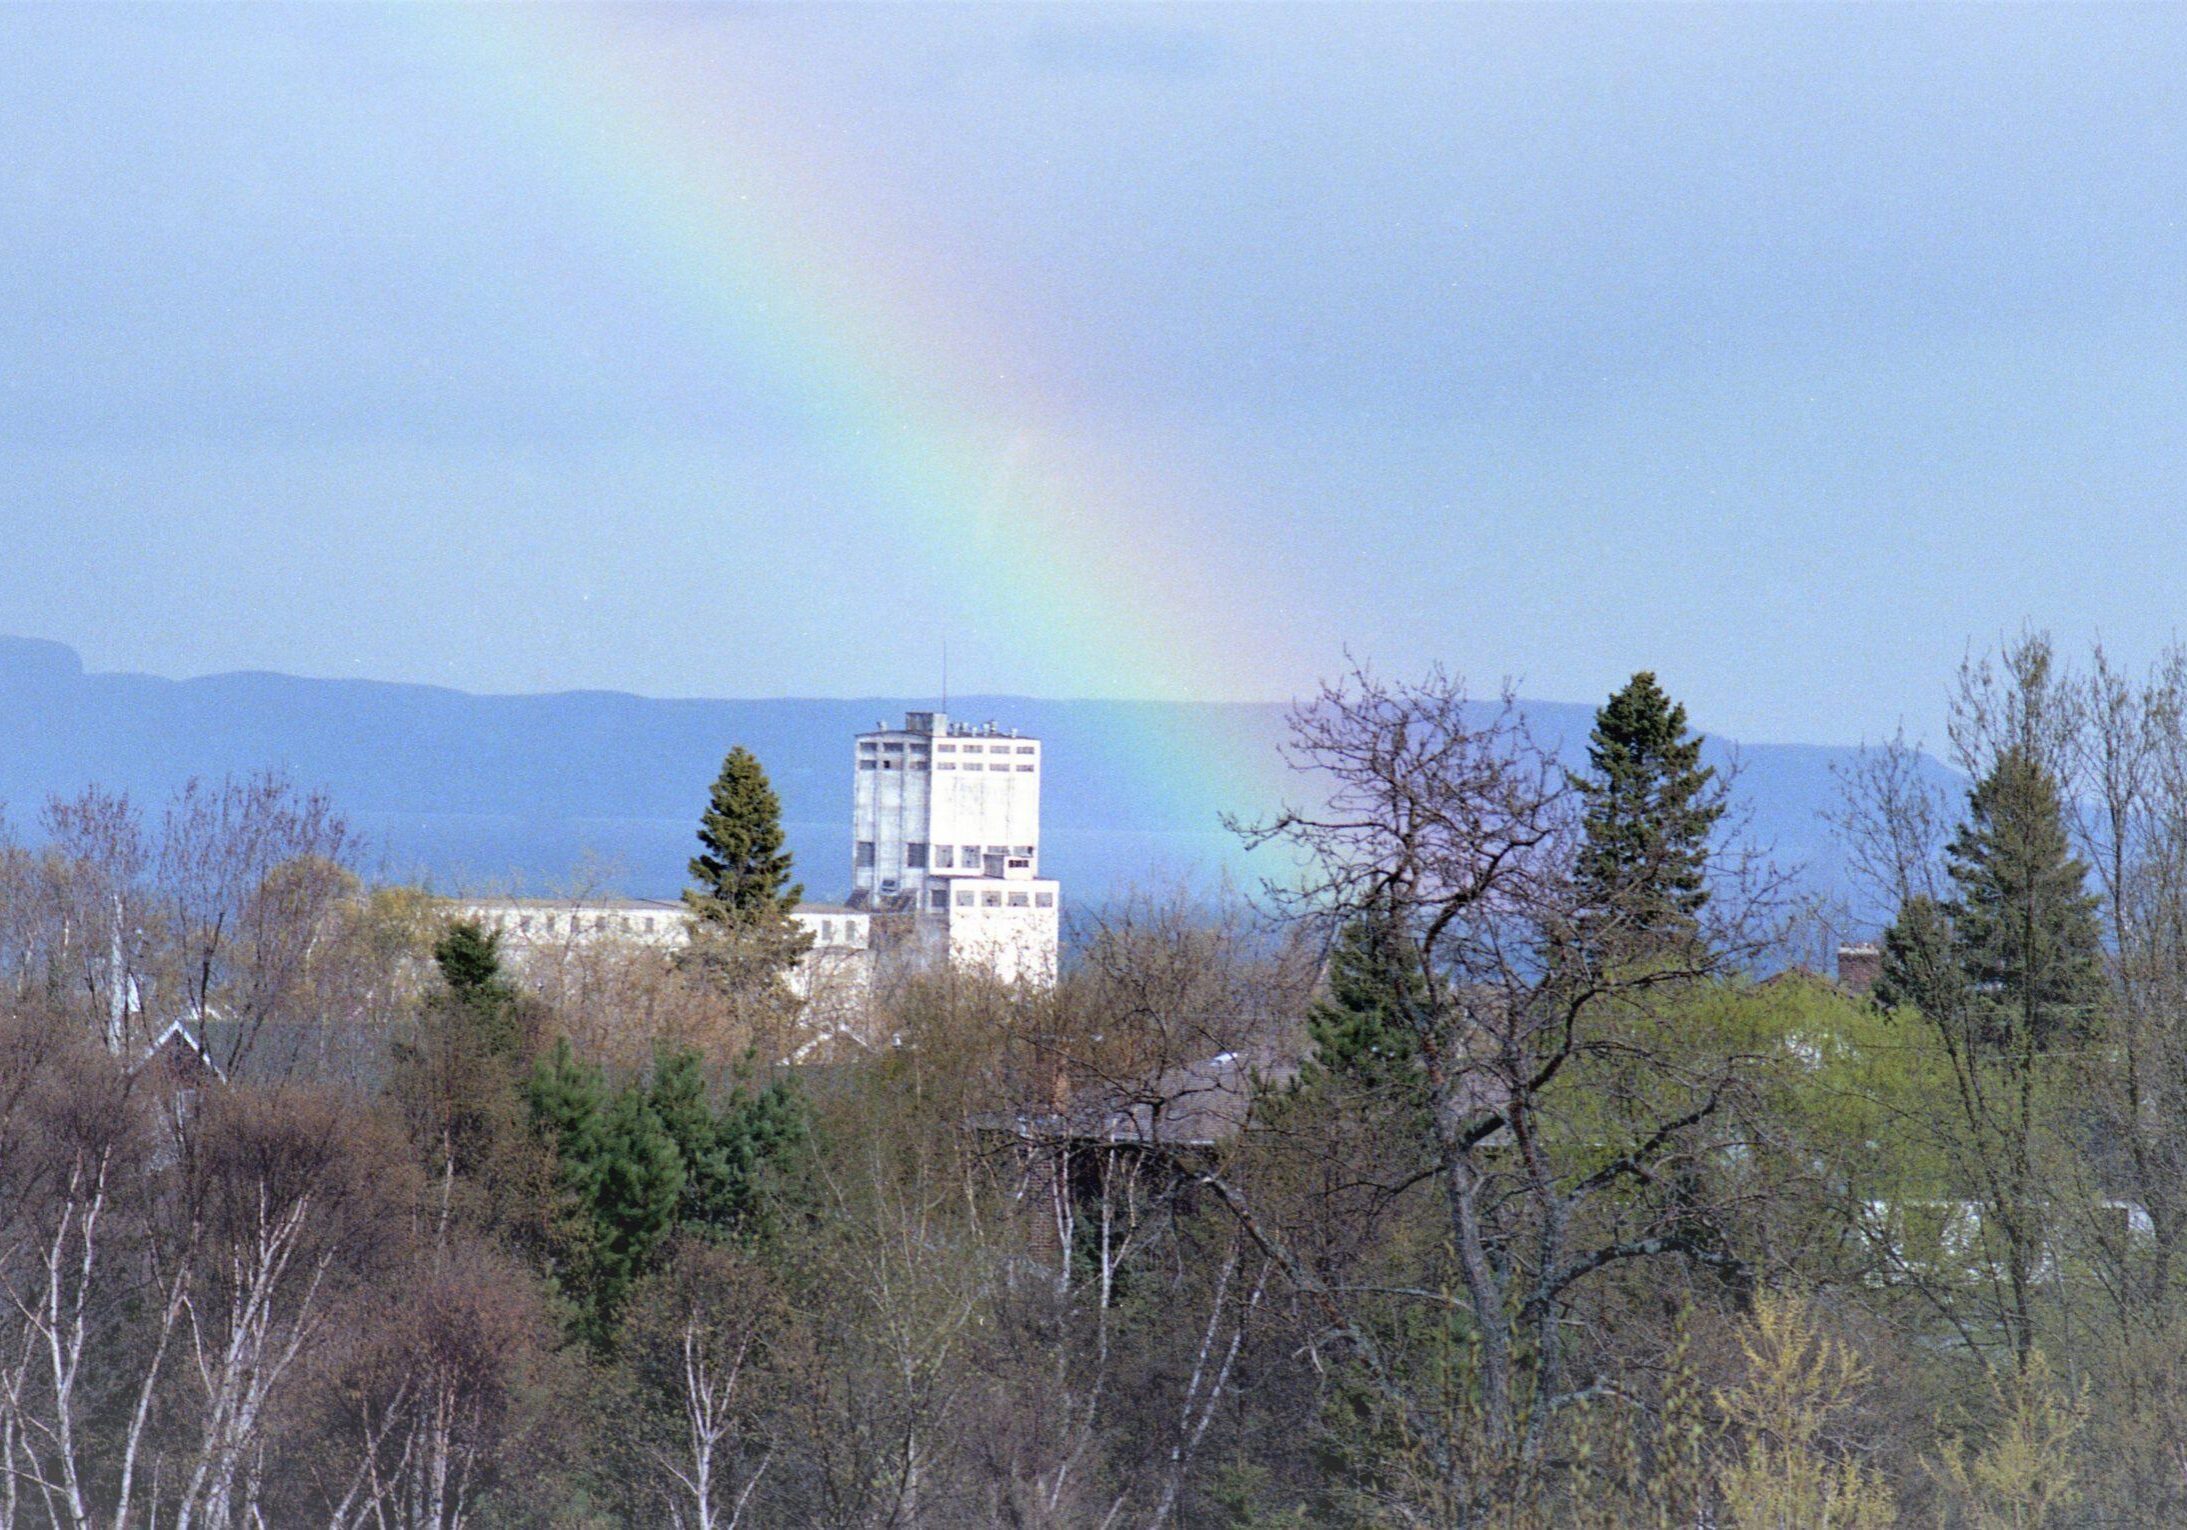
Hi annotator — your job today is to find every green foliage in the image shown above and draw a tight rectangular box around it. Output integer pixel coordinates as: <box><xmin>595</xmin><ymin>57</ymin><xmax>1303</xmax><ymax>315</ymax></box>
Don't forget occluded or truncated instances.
<box><xmin>1714</xmin><ymin>1291</ymin><xmax>1900</xmax><ymax>1528</ymax></box>
<box><xmin>435</xmin><ymin>918</ymin><xmax>510</xmax><ymax>1000</ymax></box>
<box><xmin>1572</xmin><ymin>671</ymin><xmax>1725</xmax><ymax>952</ymax></box>
<box><xmin>685</xmin><ymin>745</ymin><xmax>803</xmax><ymax>926</ymax></box>
<box><xmin>1303</xmin><ymin>900</ymin><xmax>1428</xmax><ymax>1101</ymax></box>
<box><xmin>1943</xmin><ymin>747</ymin><xmax>2104</xmax><ymax>1050</ymax></box>
<box><xmin>588</xmin><ymin>1087</ymin><xmax>686</xmax><ymax>1307</ymax></box>
<box><xmin>392</xmin><ymin>918</ymin><xmax>536</xmax><ymax>1181</ymax></box>
<box><xmin>647</xmin><ymin>1049</ymin><xmax>809</xmax><ymax>1238</ymax></box>
<box><xmin>527</xmin><ymin>1037</ymin><xmax>607</xmax><ymax>1184</ymax></box>
<box><xmin>1873</xmin><ymin>894</ymin><xmax>1965</xmax><ymax>1021</ymax></box>
<box><xmin>527</xmin><ymin>1041</ymin><xmax>809</xmax><ymax>1339</ymax></box>
<box><xmin>682</xmin><ymin>745</ymin><xmax>815</xmax><ymax>985</ymax></box>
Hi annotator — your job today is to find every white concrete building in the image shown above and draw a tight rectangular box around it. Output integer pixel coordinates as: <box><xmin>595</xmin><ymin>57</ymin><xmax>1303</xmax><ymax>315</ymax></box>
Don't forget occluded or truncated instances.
<box><xmin>453</xmin><ymin>708</ymin><xmax>1059</xmax><ymax>999</ymax></box>
<box><xmin>853</xmin><ymin>710</ymin><xmax>1043</xmax><ymax>907</ymax></box>
<box><xmin>852</xmin><ymin>710</ymin><xmax>1060</xmax><ymax>984</ymax></box>
<box><xmin>450</xmin><ymin>896</ymin><xmax>872</xmax><ymax>1008</ymax></box>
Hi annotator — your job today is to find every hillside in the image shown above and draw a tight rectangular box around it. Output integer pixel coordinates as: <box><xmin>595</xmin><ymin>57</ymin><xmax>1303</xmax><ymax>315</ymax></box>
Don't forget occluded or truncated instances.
<box><xmin>0</xmin><ymin>637</ymin><xmax>1933</xmax><ymax>917</ymax></box>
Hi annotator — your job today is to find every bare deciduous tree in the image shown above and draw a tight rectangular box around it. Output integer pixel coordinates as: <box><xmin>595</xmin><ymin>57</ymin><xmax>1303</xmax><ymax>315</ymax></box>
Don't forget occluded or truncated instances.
<box><xmin>1190</xmin><ymin>664</ymin><xmax>1774</xmax><ymax>1513</ymax></box>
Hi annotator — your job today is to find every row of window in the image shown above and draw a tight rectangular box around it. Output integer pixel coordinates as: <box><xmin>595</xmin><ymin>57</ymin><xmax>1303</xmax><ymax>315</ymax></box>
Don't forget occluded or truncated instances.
<box><xmin>499</xmin><ymin>912</ymin><xmax>858</xmax><ymax>944</ymax></box>
<box><xmin>857</xmin><ymin>759</ymin><xmax>1039</xmax><ymax>773</ymax></box>
<box><xmin>858</xmin><ymin>843</ymin><xmax>1037</xmax><ymax>869</ymax></box>
<box><xmin>512</xmin><ymin>912</ymin><xmax>665</xmax><ymax>935</ymax></box>
<box><xmin>858</xmin><ymin>740</ymin><xmax>1038</xmax><ymax>756</ymax></box>
<box><xmin>953</xmin><ymin>889</ymin><xmax>1054</xmax><ymax>908</ymax></box>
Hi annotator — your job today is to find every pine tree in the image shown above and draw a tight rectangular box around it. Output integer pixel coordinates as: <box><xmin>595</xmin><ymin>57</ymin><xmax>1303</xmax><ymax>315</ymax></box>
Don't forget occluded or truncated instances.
<box><xmin>1572</xmin><ymin>671</ymin><xmax>1725</xmax><ymax>955</ymax></box>
<box><xmin>526</xmin><ymin>1038</ymin><xmax>607</xmax><ymax>1198</ymax></box>
<box><xmin>392</xmin><ymin>920</ymin><xmax>532</xmax><ymax>1178</ymax></box>
<box><xmin>588</xmin><ymin>1086</ymin><xmax>685</xmax><ymax>1308</ymax></box>
<box><xmin>686</xmin><ymin>746</ymin><xmax>802</xmax><ymax>925</ymax></box>
<box><xmin>647</xmin><ymin>1049</ymin><xmax>809</xmax><ymax>1238</ymax></box>
<box><xmin>683</xmin><ymin>746</ymin><xmax>812</xmax><ymax>980</ymax></box>
<box><xmin>1304</xmin><ymin>900</ymin><xmax>1429</xmax><ymax>1100</ymax></box>
<box><xmin>1944</xmin><ymin>746</ymin><xmax>2104</xmax><ymax>1050</ymax></box>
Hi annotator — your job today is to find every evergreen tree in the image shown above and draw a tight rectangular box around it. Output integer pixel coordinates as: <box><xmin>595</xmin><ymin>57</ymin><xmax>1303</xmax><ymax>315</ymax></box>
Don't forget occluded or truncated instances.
<box><xmin>683</xmin><ymin>746</ymin><xmax>813</xmax><ymax>980</ymax></box>
<box><xmin>1943</xmin><ymin>746</ymin><xmax>2104</xmax><ymax>1050</ymax></box>
<box><xmin>392</xmin><ymin>919</ymin><xmax>531</xmax><ymax>1178</ymax></box>
<box><xmin>1872</xmin><ymin>894</ymin><xmax>1967</xmax><ymax>1022</ymax></box>
<box><xmin>1303</xmin><ymin>900</ymin><xmax>1429</xmax><ymax>1100</ymax></box>
<box><xmin>526</xmin><ymin>1037</ymin><xmax>606</xmax><ymax>1186</ymax></box>
<box><xmin>1572</xmin><ymin>671</ymin><xmax>1726</xmax><ymax>954</ymax></box>
<box><xmin>648</xmin><ymin>1049</ymin><xmax>809</xmax><ymax>1238</ymax></box>
<box><xmin>587</xmin><ymin>1086</ymin><xmax>686</xmax><ymax>1308</ymax></box>
<box><xmin>686</xmin><ymin>746</ymin><xmax>802</xmax><ymax>926</ymax></box>
<box><xmin>432</xmin><ymin>918</ymin><xmax>523</xmax><ymax>1058</ymax></box>
<box><xmin>435</xmin><ymin>919</ymin><xmax>510</xmax><ymax>1001</ymax></box>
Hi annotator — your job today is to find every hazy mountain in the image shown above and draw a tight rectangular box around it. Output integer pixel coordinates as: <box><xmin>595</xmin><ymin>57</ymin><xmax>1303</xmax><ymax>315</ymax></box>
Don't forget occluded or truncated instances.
<box><xmin>1</xmin><ymin>637</ymin><xmax>1945</xmax><ymax>924</ymax></box>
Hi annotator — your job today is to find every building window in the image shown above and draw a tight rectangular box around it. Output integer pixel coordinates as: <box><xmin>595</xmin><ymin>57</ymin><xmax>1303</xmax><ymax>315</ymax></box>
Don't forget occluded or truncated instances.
<box><xmin>822</xmin><ymin>920</ymin><xmax>835</xmax><ymax>942</ymax></box>
<box><xmin>882</xmin><ymin>759</ymin><xmax>896</xmax><ymax>769</ymax></box>
<box><xmin>983</xmin><ymin>892</ymin><xmax>1003</xmax><ymax>907</ymax></box>
<box><xmin>882</xmin><ymin>740</ymin><xmax>904</xmax><ymax>752</ymax></box>
<box><xmin>1016</xmin><ymin>764</ymin><xmax>1035</xmax><ymax>772</ymax></box>
<box><xmin>964</xmin><ymin>763</ymin><xmax>983</xmax><ymax>771</ymax></box>
<box><xmin>517</xmin><ymin>916</ymin><xmax>532</xmax><ymax>933</ymax></box>
<box><xmin>961</xmin><ymin>846</ymin><xmax>979</xmax><ymax>864</ymax></box>
<box><xmin>1013</xmin><ymin>845</ymin><xmax>1035</xmax><ymax>857</ymax></box>
<box><xmin>858</xmin><ymin>740</ymin><xmax>877</xmax><ymax>752</ymax></box>
<box><xmin>933</xmin><ymin>846</ymin><xmax>953</xmax><ymax>868</ymax></box>
<box><xmin>937</xmin><ymin>743</ymin><xmax>955</xmax><ymax>752</ymax></box>
<box><xmin>956</xmin><ymin>890</ymin><xmax>975</xmax><ymax>907</ymax></box>
<box><xmin>906</xmin><ymin>842</ymin><xmax>928</xmax><ymax>868</ymax></box>
<box><xmin>1035</xmin><ymin>892</ymin><xmax>1055</xmax><ymax>908</ymax></box>
<box><xmin>1008</xmin><ymin>892</ymin><xmax>1030</xmax><ymax>907</ymax></box>
<box><xmin>936</xmin><ymin>762</ymin><xmax>956</xmax><ymax>770</ymax></box>
<box><xmin>961</xmin><ymin>743</ymin><xmax>982</xmax><ymax>753</ymax></box>
<box><xmin>930</xmin><ymin>888</ymin><xmax>948</xmax><ymax>908</ymax></box>
<box><xmin>856</xmin><ymin>841</ymin><xmax>876</xmax><ymax>867</ymax></box>
<box><xmin>1017</xmin><ymin>745</ymin><xmax>1036</xmax><ymax>754</ymax></box>
<box><xmin>859</xmin><ymin>759</ymin><xmax>877</xmax><ymax>770</ymax></box>
<box><xmin>642</xmin><ymin>917</ymin><xmax>654</xmax><ymax>931</ymax></box>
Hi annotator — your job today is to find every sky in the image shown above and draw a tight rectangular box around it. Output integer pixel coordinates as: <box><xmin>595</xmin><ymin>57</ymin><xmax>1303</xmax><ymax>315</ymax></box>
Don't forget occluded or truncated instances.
<box><xmin>3</xmin><ymin>3</ymin><xmax>2185</xmax><ymax>747</ymax></box>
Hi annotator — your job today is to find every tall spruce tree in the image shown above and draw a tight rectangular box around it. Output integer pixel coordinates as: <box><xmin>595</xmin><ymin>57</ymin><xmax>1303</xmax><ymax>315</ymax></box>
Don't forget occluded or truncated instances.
<box><xmin>1572</xmin><ymin>671</ymin><xmax>1725</xmax><ymax>954</ymax></box>
<box><xmin>683</xmin><ymin>745</ymin><xmax>812</xmax><ymax>979</ymax></box>
<box><xmin>1943</xmin><ymin>746</ymin><xmax>2104</xmax><ymax>1050</ymax></box>
<box><xmin>686</xmin><ymin>746</ymin><xmax>802</xmax><ymax>925</ymax></box>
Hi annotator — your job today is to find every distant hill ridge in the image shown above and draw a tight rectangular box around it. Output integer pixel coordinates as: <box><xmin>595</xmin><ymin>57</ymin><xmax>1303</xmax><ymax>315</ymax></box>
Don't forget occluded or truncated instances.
<box><xmin>0</xmin><ymin>637</ymin><xmax>1932</xmax><ymax>912</ymax></box>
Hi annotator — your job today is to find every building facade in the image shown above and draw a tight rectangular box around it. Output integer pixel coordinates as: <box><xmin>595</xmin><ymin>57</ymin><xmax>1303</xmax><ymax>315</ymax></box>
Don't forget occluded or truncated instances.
<box><xmin>454</xmin><ymin>709</ymin><xmax>1059</xmax><ymax>996</ymax></box>
<box><xmin>852</xmin><ymin>710</ymin><xmax>1060</xmax><ymax>985</ymax></box>
<box><xmin>452</xmin><ymin>896</ymin><xmax>872</xmax><ymax>1009</ymax></box>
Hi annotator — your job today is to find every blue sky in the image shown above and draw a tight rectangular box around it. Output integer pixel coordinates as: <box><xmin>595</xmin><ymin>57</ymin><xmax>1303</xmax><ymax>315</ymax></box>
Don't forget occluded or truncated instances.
<box><xmin>3</xmin><ymin>4</ymin><xmax>2184</xmax><ymax>746</ymax></box>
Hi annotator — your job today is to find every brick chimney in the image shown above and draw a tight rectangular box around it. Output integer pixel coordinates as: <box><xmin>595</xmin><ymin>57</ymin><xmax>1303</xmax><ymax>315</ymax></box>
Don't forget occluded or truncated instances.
<box><xmin>1836</xmin><ymin>942</ymin><xmax>1882</xmax><ymax>997</ymax></box>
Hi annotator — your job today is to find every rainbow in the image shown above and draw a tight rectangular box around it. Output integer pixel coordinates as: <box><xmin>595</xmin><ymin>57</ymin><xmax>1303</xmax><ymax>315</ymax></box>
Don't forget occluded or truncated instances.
<box><xmin>423</xmin><ymin>7</ymin><xmax>1287</xmax><ymax>829</ymax></box>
